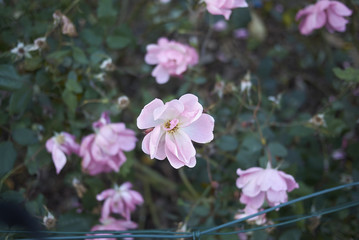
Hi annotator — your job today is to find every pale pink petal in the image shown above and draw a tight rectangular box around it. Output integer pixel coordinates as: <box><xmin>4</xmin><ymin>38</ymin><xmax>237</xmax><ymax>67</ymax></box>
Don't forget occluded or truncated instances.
<box><xmin>327</xmin><ymin>8</ymin><xmax>348</xmax><ymax>31</ymax></box>
<box><xmin>97</xmin><ymin>189</ymin><xmax>116</xmax><ymax>201</ymax></box>
<box><xmin>182</xmin><ymin>114</ymin><xmax>214</xmax><ymax>143</ymax></box>
<box><xmin>153</xmin><ymin>100</ymin><xmax>184</xmax><ymax>121</ymax></box>
<box><xmin>46</xmin><ymin>138</ymin><xmax>55</xmax><ymax>152</ymax></box>
<box><xmin>266</xmin><ymin>189</ymin><xmax>287</xmax><ymax>206</ymax></box>
<box><xmin>278</xmin><ymin>171</ymin><xmax>299</xmax><ymax>191</ymax></box>
<box><xmin>152</xmin><ymin>65</ymin><xmax>170</xmax><ymax>84</ymax></box>
<box><xmin>52</xmin><ymin>145</ymin><xmax>67</xmax><ymax>174</ymax></box>
<box><xmin>149</xmin><ymin>126</ymin><xmax>166</xmax><ymax>159</ymax></box>
<box><xmin>137</xmin><ymin>98</ymin><xmax>164</xmax><ymax>129</ymax></box>
<box><xmin>178</xmin><ymin>94</ymin><xmax>203</xmax><ymax>126</ymax></box>
<box><xmin>330</xmin><ymin>1</ymin><xmax>352</xmax><ymax>16</ymax></box>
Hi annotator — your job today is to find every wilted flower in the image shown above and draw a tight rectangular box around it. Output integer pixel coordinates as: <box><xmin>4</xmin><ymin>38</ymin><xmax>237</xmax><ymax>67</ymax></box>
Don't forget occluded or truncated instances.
<box><xmin>80</xmin><ymin>112</ymin><xmax>137</xmax><ymax>175</ymax></box>
<box><xmin>72</xmin><ymin>178</ymin><xmax>87</xmax><ymax>198</ymax></box>
<box><xmin>96</xmin><ymin>182</ymin><xmax>144</xmax><ymax>220</ymax></box>
<box><xmin>145</xmin><ymin>38</ymin><xmax>198</xmax><ymax>84</ymax></box>
<box><xmin>204</xmin><ymin>0</ymin><xmax>248</xmax><ymax>20</ymax></box>
<box><xmin>296</xmin><ymin>0</ymin><xmax>352</xmax><ymax>35</ymax></box>
<box><xmin>32</xmin><ymin>37</ymin><xmax>47</xmax><ymax>50</ymax></box>
<box><xmin>100</xmin><ymin>58</ymin><xmax>115</xmax><ymax>71</ymax></box>
<box><xmin>234</xmin><ymin>207</ymin><xmax>267</xmax><ymax>225</ymax></box>
<box><xmin>46</xmin><ymin>132</ymin><xmax>80</xmax><ymax>174</ymax></box>
<box><xmin>43</xmin><ymin>211</ymin><xmax>56</xmax><ymax>229</ymax></box>
<box><xmin>268</xmin><ymin>94</ymin><xmax>282</xmax><ymax>106</ymax></box>
<box><xmin>240</xmin><ymin>72</ymin><xmax>252</xmax><ymax>95</ymax></box>
<box><xmin>10</xmin><ymin>42</ymin><xmax>33</xmax><ymax>58</ymax></box>
<box><xmin>233</xmin><ymin>28</ymin><xmax>249</xmax><ymax>39</ymax></box>
<box><xmin>53</xmin><ymin>10</ymin><xmax>78</xmax><ymax>37</ymax></box>
<box><xmin>137</xmin><ymin>94</ymin><xmax>214</xmax><ymax>169</ymax></box>
<box><xmin>117</xmin><ymin>96</ymin><xmax>130</xmax><ymax>109</ymax></box>
<box><xmin>88</xmin><ymin>217</ymin><xmax>137</xmax><ymax>240</ymax></box>
<box><xmin>236</xmin><ymin>165</ymin><xmax>299</xmax><ymax>210</ymax></box>
<box><xmin>94</xmin><ymin>73</ymin><xmax>106</xmax><ymax>82</ymax></box>
<box><xmin>309</xmin><ymin>113</ymin><xmax>327</xmax><ymax>127</ymax></box>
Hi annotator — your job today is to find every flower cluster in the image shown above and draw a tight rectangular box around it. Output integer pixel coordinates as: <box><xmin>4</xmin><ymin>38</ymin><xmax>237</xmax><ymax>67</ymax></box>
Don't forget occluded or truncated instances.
<box><xmin>235</xmin><ymin>164</ymin><xmax>299</xmax><ymax>224</ymax></box>
<box><xmin>87</xmin><ymin>183</ymin><xmax>143</xmax><ymax>240</ymax></box>
<box><xmin>296</xmin><ymin>0</ymin><xmax>352</xmax><ymax>35</ymax></box>
<box><xmin>145</xmin><ymin>38</ymin><xmax>198</xmax><ymax>84</ymax></box>
<box><xmin>46</xmin><ymin>112</ymin><xmax>137</xmax><ymax>176</ymax></box>
<box><xmin>80</xmin><ymin>112</ymin><xmax>137</xmax><ymax>175</ymax></box>
<box><xmin>137</xmin><ymin>94</ymin><xmax>215</xmax><ymax>168</ymax></box>
<box><xmin>11</xmin><ymin>37</ymin><xmax>46</xmax><ymax>59</ymax></box>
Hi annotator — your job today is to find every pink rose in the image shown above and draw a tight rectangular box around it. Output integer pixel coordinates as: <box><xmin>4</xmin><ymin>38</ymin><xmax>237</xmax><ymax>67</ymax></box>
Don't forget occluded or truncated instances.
<box><xmin>88</xmin><ymin>217</ymin><xmax>137</xmax><ymax>240</ymax></box>
<box><xmin>234</xmin><ymin>207</ymin><xmax>267</xmax><ymax>225</ymax></box>
<box><xmin>96</xmin><ymin>182</ymin><xmax>144</xmax><ymax>220</ymax></box>
<box><xmin>80</xmin><ymin>113</ymin><xmax>137</xmax><ymax>175</ymax></box>
<box><xmin>145</xmin><ymin>38</ymin><xmax>198</xmax><ymax>84</ymax></box>
<box><xmin>296</xmin><ymin>0</ymin><xmax>352</xmax><ymax>35</ymax></box>
<box><xmin>46</xmin><ymin>132</ymin><xmax>80</xmax><ymax>174</ymax></box>
<box><xmin>137</xmin><ymin>94</ymin><xmax>214</xmax><ymax>169</ymax></box>
<box><xmin>236</xmin><ymin>166</ymin><xmax>299</xmax><ymax>210</ymax></box>
<box><xmin>204</xmin><ymin>0</ymin><xmax>248</xmax><ymax>20</ymax></box>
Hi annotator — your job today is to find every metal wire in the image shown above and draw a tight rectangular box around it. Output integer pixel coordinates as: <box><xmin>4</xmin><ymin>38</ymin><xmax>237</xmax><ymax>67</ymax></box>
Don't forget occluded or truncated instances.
<box><xmin>2</xmin><ymin>181</ymin><xmax>358</xmax><ymax>240</ymax></box>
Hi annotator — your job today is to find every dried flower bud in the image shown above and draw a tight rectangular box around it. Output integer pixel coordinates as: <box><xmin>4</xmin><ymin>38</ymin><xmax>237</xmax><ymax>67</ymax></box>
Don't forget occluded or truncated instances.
<box><xmin>43</xmin><ymin>212</ymin><xmax>56</xmax><ymax>229</ymax></box>
<box><xmin>117</xmin><ymin>95</ymin><xmax>130</xmax><ymax>109</ymax></box>
<box><xmin>72</xmin><ymin>178</ymin><xmax>87</xmax><ymax>198</ymax></box>
<box><xmin>52</xmin><ymin>10</ymin><xmax>77</xmax><ymax>37</ymax></box>
<box><xmin>240</xmin><ymin>71</ymin><xmax>252</xmax><ymax>94</ymax></box>
<box><xmin>309</xmin><ymin>113</ymin><xmax>326</xmax><ymax>127</ymax></box>
<box><xmin>100</xmin><ymin>58</ymin><xmax>115</xmax><ymax>71</ymax></box>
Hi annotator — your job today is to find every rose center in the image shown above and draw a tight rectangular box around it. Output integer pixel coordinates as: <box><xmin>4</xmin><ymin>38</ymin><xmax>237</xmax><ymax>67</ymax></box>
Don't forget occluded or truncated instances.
<box><xmin>164</xmin><ymin>119</ymin><xmax>179</xmax><ymax>132</ymax></box>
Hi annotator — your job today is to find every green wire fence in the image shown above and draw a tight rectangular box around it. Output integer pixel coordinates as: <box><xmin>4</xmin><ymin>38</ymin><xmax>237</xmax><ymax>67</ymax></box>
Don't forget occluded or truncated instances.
<box><xmin>1</xmin><ymin>181</ymin><xmax>358</xmax><ymax>240</ymax></box>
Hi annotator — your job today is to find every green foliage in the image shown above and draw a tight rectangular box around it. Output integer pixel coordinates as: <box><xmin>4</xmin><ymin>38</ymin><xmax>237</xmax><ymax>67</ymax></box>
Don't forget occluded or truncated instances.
<box><xmin>0</xmin><ymin>141</ymin><xmax>17</xmax><ymax>177</ymax></box>
<box><xmin>0</xmin><ymin>0</ymin><xmax>358</xmax><ymax>239</ymax></box>
<box><xmin>333</xmin><ymin>67</ymin><xmax>359</xmax><ymax>82</ymax></box>
<box><xmin>0</xmin><ymin>65</ymin><xmax>23</xmax><ymax>91</ymax></box>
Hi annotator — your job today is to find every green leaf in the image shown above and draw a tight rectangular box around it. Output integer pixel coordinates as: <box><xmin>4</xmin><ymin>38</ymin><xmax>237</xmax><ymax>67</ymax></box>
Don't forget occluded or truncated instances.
<box><xmin>106</xmin><ymin>35</ymin><xmax>131</xmax><ymax>49</ymax></box>
<box><xmin>25</xmin><ymin>144</ymin><xmax>51</xmax><ymax>175</ymax></box>
<box><xmin>216</xmin><ymin>135</ymin><xmax>239</xmax><ymax>151</ymax></box>
<box><xmin>57</xmin><ymin>213</ymin><xmax>94</xmax><ymax>232</ymax></box>
<box><xmin>268</xmin><ymin>142</ymin><xmax>288</xmax><ymax>157</ymax></box>
<box><xmin>66</xmin><ymin>71</ymin><xmax>82</xmax><ymax>93</ymax></box>
<box><xmin>12</xmin><ymin>128</ymin><xmax>38</xmax><ymax>146</ymax></box>
<box><xmin>279</xmin><ymin>229</ymin><xmax>302</xmax><ymax>240</ymax></box>
<box><xmin>0</xmin><ymin>64</ymin><xmax>23</xmax><ymax>91</ymax></box>
<box><xmin>81</xmin><ymin>28</ymin><xmax>102</xmax><ymax>46</ymax></box>
<box><xmin>97</xmin><ymin>0</ymin><xmax>117</xmax><ymax>19</ymax></box>
<box><xmin>333</xmin><ymin>67</ymin><xmax>359</xmax><ymax>82</ymax></box>
<box><xmin>9</xmin><ymin>83</ymin><xmax>32</xmax><ymax>115</ymax></box>
<box><xmin>62</xmin><ymin>89</ymin><xmax>77</xmax><ymax>113</ymax></box>
<box><xmin>46</xmin><ymin>50</ymin><xmax>71</xmax><ymax>63</ymax></box>
<box><xmin>72</xmin><ymin>47</ymin><xmax>88</xmax><ymax>65</ymax></box>
<box><xmin>0</xmin><ymin>141</ymin><xmax>17</xmax><ymax>177</ymax></box>
<box><xmin>242</xmin><ymin>136</ymin><xmax>262</xmax><ymax>152</ymax></box>
<box><xmin>24</xmin><ymin>56</ymin><xmax>42</xmax><ymax>71</ymax></box>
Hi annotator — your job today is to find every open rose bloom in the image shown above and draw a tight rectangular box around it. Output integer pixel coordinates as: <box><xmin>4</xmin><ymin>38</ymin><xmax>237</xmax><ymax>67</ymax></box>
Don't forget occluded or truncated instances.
<box><xmin>145</xmin><ymin>38</ymin><xmax>198</xmax><ymax>84</ymax></box>
<box><xmin>137</xmin><ymin>94</ymin><xmax>214</xmax><ymax>168</ymax></box>
<box><xmin>80</xmin><ymin>113</ymin><xmax>137</xmax><ymax>175</ymax></box>
<box><xmin>46</xmin><ymin>132</ymin><xmax>80</xmax><ymax>174</ymax></box>
<box><xmin>296</xmin><ymin>0</ymin><xmax>352</xmax><ymax>35</ymax></box>
<box><xmin>204</xmin><ymin>0</ymin><xmax>248</xmax><ymax>20</ymax></box>
<box><xmin>236</xmin><ymin>165</ymin><xmax>299</xmax><ymax>210</ymax></box>
<box><xmin>96</xmin><ymin>182</ymin><xmax>144</xmax><ymax>220</ymax></box>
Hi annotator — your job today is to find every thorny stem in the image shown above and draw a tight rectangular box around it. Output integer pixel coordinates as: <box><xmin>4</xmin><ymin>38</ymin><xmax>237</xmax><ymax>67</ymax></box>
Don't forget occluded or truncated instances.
<box><xmin>252</xmin><ymin>79</ymin><xmax>274</xmax><ymax>167</ymax></box>
<box><xmin>179</xmin><ymin>168</ymin><xmax>200</xmax><ymax>199</ymax></box>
